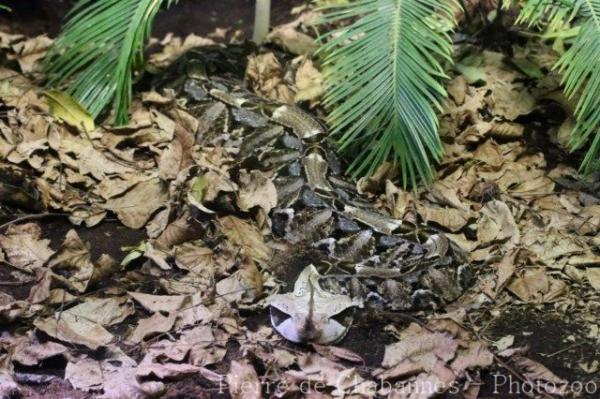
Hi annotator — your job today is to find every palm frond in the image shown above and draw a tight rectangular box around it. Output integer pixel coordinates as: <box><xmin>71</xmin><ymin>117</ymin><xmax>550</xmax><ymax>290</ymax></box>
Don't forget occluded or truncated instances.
<box><xmin>518</xmin><ymin>0</ymin><xmax>577</xmax><ymax>26</ymax></box>
<box><xmin>44</xmin><ymin>0</ymin><xmax>177</xmax><ymax>125</ymax></box>
<box><xmin>317</xmin><ymin>0</ymin><xmax>458</xmax><ymax>187</ymax></box>
<box><xmin>554</xmin><ymin>0</ymin><xmax>600</xmax><ymax>172</ymax></box>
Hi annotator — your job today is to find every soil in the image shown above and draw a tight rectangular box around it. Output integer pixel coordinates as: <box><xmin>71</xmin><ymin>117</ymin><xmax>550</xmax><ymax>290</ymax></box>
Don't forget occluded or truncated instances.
<box><xmin>0</xmin><ymin>0</ymin><xmax>305</xmax><ymax>38</ymax></box>
<box><xmin>477</xmin><ymin>305</ymin><xmax>600</xmax><ymax>398</ymax></box>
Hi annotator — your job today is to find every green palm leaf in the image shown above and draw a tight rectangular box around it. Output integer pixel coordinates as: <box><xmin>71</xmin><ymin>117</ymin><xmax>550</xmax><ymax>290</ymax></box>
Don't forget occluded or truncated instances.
<box><xmin>517</xmin><ymin>0</ymin><xmax>577</xmax><ymax>28</ymax></box>
<box><xmin>317</xmin><ymin>0</ymin><xmax>458</xmax><ymax>187</ymax></box>
<box><xmin>44</xmin><ymin>0</ymin><xmax>177</xmax><ymax>125</ymax></box>
<box><xmin>554</xmin><ymin>0</ymin><xmax>600</xmax><ymax>172</ymax></box>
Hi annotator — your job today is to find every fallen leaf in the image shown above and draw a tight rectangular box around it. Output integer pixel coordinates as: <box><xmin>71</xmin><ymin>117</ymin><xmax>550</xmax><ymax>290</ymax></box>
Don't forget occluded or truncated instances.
<box><xmin>513</xmin><ymin>356</ymin><xmax>567</xmax><ymax>396</ymax></box>
<box><xmin>0</xmin><ymin>371</ymin><xmax>20</xmax><ymax>398</ymax></box>
<box><xmin>148</xmin><ymin>33</ymin><xmax>214</xmax><ymax>68</ymax></box>
<box><xmin>477</xmin><ymin>200</ymin><xmax>520</xmax><ymax>247</ymax></box>
<box><xmin>128</xmin><ymin>312</ymin><xmax>176</xmax><ymax>343</ymax></box>
<box><xmin>0</xmin><ymin>292</ymin><xmax>28</xmax><ymax>321</ymax></box>
<box><xmin>507</xmin><ymin>268</ymin><xmax>567</xmax><ymax>302</ymax></box>
<box><xmin>174</xmin><ymin>241</ymin><xmax>216</xmax><ymax>272</ymax></box>
<box><xmin>64</xmin><ymin>297</ymin><xmax>134</xmax><ymax>326</ymax></box>
<box><xmin>285</xmin><ymin>353</ymin><xmax>375</xmax><ymax>396</ymax></box>
<box><xmin>11</xmin><ymin>35</ymin><xmax>53</xmax><ymax>73</ymax></box>
<box><xmin>311</xmin><ymin>344</ymin><xmax>364</xmax><ymax>364</ymax></box>
<box><xmin>294</xmin><ymin>58</ymin><xmax>323</xmax><ymax>103</ymax></box>
<box><xmin>0</xmin><ymin>223</ymin><xmax>54</xmax><ymax>273</ymax></box>
<box><xmin>11</xmin><ymin>338</ymin><xmax>67</xmax><ymax>366</ymax></box>
<box><xmin>46</xmin><ymin>230</ymin><xmax>105</xmax><ymax>293</ymax></box>
<box><xmin>245</xmin><ymin>53</ymin><xmax>294</xmax><ymax>103</ymax></box>
<box><xmin>227</xmin><ymin>360</ymin><xmax>261</xmax><ymax>399</ymax></box>
<box><xmin>451</xmin><ymin>341</ymin><xmax>494</xmax><ymax>375</ymax></box>
<box><xmin>128</xmin><ymin>292</ymin><xmax>187</xmax><ymax>314</ymax></box>
<box><xmin>218</xmin><ymin>216</ymin><xmax>272</xmax><ymax>262</ymax></box>
<box><xmin>188</xmin><ymin>171</ymin><xmax>238</xmax><ymax>214</ymax></box>
<box><xmin>494</xmin><ymin>249</ymin><xmax>518</xmax><ymax>295</ymax></box>
<box><xmin>137</xmin><ymin>358</ymin><xmax>203</xmax><ymax>380</ymax></box>
<box><xmin>34</xmin><ymin>312</ymin><xmax>114</xmax><ymax>350</ymax></box>
<box><xmin>237</xmin><ymin>169</ymin><xmax>278</xmax><ymax>214</ymax></box>
<box><xmin>447</xmin><ymin>75</ymin><xmax>467</xmax><ymax>105</ymax></box>
<box><xmin>380</xmin><ymin>327</ymin><xmax>457</xmax><ymax>376</ymax></box>
<box><xmin>43</xmin><ymin>90</ymin><xmax>95</xmax><ymax>132</ymax></box>
<box><xmin>493</xmin><ymin>335</ymin><xmax>515</xmax><ymax>351</ymax></box>
<box><xmin>267</xmin><ymin>26</ymin><xmax>317</xmax><ymax>55</ymax></box>
<box><xmin>509</xmin><ymin>175</ymin><xmax>555</xmax><ymax>197</ymax></box>
<box><xmin>216</xmin><ymin>258</ymin><xmax>263</xmax><ymax>303</ymax></box>
<box><xmin>158</xmin><ymin>139</ymin><xmax>183</xmax><ymax>180</ymax></box>
<box><xmin>66</xmin><ymin>349</ymin><xmax>163</xmax><ymax>398</ymax></box>
<box><xmin>104</xmin><ymin>177</ymin><xmax>168</xmax><ymax>229</ymax></box>
<box><xmin>417</xmin><ymin>204</ymin><xmax>472</xmax><ymax>232</ymax></box>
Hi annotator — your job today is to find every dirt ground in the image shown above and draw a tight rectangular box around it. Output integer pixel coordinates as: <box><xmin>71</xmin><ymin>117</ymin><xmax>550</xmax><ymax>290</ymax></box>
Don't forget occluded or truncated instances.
<box><xmin>0</xmin><ymin>0</ymin><xmax>305</xmax><ymax>38</ymax></box>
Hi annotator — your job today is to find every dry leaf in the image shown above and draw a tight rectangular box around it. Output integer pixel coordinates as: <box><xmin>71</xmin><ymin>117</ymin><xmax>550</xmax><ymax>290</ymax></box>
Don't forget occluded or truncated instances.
<box><xmin>0</xmin><ymin>223</ymin><xmax>54</xmax><ymax>273</ymax></box>
<box><xmin>46</xmin><ymin>230</ymin><xmax>95</xmax><ymax>293</ymax></box>
<box><xmin>237</xmin><ymin>169</ymin><xmax>278</xmax><ymax>214</ymax></box>
<box><xmin>11</xmin><ymin>35</ymin><xmax>53</xmax><ymax>73</ymax></box>
<box><xmin>128</xmin><ymin>312</ymin><xmax>176</xmax><ymax>343</ymax></box>
<box><xmin>477</xmin><ymin>200</ymin><xmax>520</xmax><ymax>247</ymax></box>
<box><xmin>512</xmin><ymin>356</ymin><xmax>567</xmax><ymax>396</ymax></box>
<box><xmin>286</xmin><ymin>353</ymin><xmax>375</xmax><ymax>397</ymax></box>
<box><xmin>128</xmin><ymin>292</ymin><xmax>187</xmax><ymax>314</ymax></box>
<box><xmin>216</xmin><ymin>258</ymin><xmax>263</xmax><ymax>303</ymax></box>
<box><xmin>158</xmin><ymin>139</ymin><xmax>183</xmax><ymax>180</ymax></box>
<box><xmin>148</xmin><ymin>33</ymin><xmax>214</xmax><ymax>68</ymax></box>
<box><xmin>34</xmin><ymin>313</ymin><xmax>114</xmax><ymax>350</ymax></box>
<box><xmin>507</xmin><ymin>268</ymin><xmax>567</xmax><ymax>302</ymax></box>
<box><xmin>66</xmin><ymin>350</ymin><xmax>162</xmax><ymax>398</ymax></box>
<box><xmin>294</xmin><ymin>58</ymin><xmax>323</xmax><ymax>103</ymax></box>
<box><xmin>217</xmin><ymin>216</ymin><xmax>272</xmax><ymax>262</ymax></box>
<box><xmin>174</xmin><ymin>242</ymin><xmax>216</xmax><ymax>274</ymax></box>
<box><xmin>136</xmin><ymin>359</ymin><xmax>203</xmax><ymax>380</ymax></box>
<box><xmin>0</xmin><ymin>371</ymin><xmax>20</xmax><ymax>398</ymax></box>
<box><xmin>267</xmin><ymin>26</ymin><xmax>317</xmax><ymax>55</ymax></box>
<box><xmin>245</xmin><ymin>53</ymin><xmax>294</xmax><ymax>103</ymax></box>
<box><xmin>311</xmin><ymin>344</ymin><xmax>364</xmax><ymax>364</ymax></box>
<box><xmin>417</xmin><ymin>204</ymin><xmax>472</xmax><ymax>232</ymax></box>
<box><xmin>451</xmin><ymin>341</ymin><xmax>494</xmax><ymax>375</ymax></box>
<box><xmin>11</xmin><ymin>338</ymin><xmax>67</xmax><ymax>366</ymax></box>
<box><xmin>64</xmin><ymin>297</ymin><xmax>134</xmax><ymax>326</ymax></box>
<box><xmin>227</xmin><ymin>360</ymin><xmax>261</xmax><ymax>399</ymax></box>
<box><xmin>104</xmin><ymin>177</ymin><xmax>168</xmax><ymax>229</ymax></box>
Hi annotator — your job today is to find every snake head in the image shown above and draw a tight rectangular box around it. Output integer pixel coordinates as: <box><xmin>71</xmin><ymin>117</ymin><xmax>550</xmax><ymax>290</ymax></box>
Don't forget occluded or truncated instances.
<box><xmin>268</xmin><ymin>265</ymin><xmax>362</xmax><ymax>344</ymax></box>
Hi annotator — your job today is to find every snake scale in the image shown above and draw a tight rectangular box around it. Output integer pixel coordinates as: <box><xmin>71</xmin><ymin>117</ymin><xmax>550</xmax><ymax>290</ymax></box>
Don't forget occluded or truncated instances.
<box><xmin>159</xmin><ymin>45</ymin><xmax>473</xmax><ymax>343</ymax></box>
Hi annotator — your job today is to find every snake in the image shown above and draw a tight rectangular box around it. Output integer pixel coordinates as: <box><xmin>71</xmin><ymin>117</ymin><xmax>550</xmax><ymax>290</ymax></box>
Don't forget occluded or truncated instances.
<box><xmin>157</xmin><ymin>45</ymin><xmax>474</xmax><ymax>343</ymax></box>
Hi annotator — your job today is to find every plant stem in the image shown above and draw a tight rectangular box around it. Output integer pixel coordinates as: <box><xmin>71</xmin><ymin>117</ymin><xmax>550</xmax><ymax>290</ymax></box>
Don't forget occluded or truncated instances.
<box><xmin>0</xmin><ymin>212</ymin><xmax>67</xmax><ymax>231</ymax></box>
<box><xmin>253</xmin><ymin>0</ymin><xmax>271</xmax><ymax>44</ymax></box>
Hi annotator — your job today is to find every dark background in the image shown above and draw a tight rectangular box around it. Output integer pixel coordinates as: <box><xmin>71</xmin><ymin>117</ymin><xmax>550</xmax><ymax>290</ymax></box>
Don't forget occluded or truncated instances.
<box><xmin>0</xmin><ymin>0</ymin><xmax>304</xmax><ymax>38</ymax></box>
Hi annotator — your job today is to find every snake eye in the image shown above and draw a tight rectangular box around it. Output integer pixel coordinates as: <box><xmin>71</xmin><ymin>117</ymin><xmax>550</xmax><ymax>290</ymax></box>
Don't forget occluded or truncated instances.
<box><xmin>268</xmin><ymin>306</ymin><xmax>290</xmax><ymax>328</ymax></box>
<box><xmin>411</xmin><ymin>289</ymin><xmax>441</xmax><ymax>310</ymax></box>
<box><xmin>319</xmin><ymin>315</ymin><xmax>355</xmax><ymax>344</ymax></box>
<box><xmin>330</xmin><ymin>306</ymin><xmax>356</xmax><ymax>329</ymax></box>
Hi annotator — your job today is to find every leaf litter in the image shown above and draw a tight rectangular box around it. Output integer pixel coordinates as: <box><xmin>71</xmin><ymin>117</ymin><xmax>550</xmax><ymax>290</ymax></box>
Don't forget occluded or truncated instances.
<box><xmin>0</xmin><ymin>7</ymin><xmax>599</xmax><ymax>399</ymax></box>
